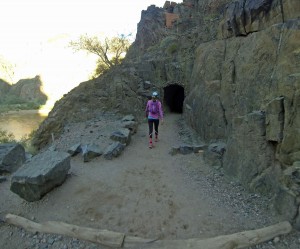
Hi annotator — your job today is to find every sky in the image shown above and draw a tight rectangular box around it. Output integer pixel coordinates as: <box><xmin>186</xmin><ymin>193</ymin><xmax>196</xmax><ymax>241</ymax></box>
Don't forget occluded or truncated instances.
<box><xmin>0</xmin><ymin>0</ymin><xmax>175</xmax><ymax>111</ymax></box>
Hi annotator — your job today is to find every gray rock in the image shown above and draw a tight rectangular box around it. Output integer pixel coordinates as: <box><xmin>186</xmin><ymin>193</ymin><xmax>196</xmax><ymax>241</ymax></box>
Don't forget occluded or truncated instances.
<box><xmin>110</xmin><ymin>128</ymin><xmax>131</xmax><ymax>145</ymax></box>
<box><xmin>10</xmin><ymin>150</ymin><xmax>71</xmax><ymax>201</ymax></box>
<box><xmin>179</xmin><ymin>144</ymin><xmax>194</xmax><ymax>155</ymax></box>
<box><xmin>104</xmin><ymin>142</ymin><xmax>126</xmax><ymax>160</ymax></box>
<box><xmin>25</xmin><ymin>152</ymin><xmax>33</xmax><ymax>162</ymax></box>
<box><xmin>0</xmin><ymin>176</ymin><xmax>7</xmax><ymax>183</ymax></box>
<box><xmin>220</xmin><ymin>0</ymin><xmax>279</xmax><ymax>39</ymax></box>
<box><xmin>121</xmin><ymin>114</ymin><xmax>135</xmax><ymax>122</ymax></box>
<box><xmin>203</xmin><ymin>142</ymin><xmax>226</xmax><ymax>169</ymax></box>
<box><xmin>144</xmin><ymin>81</ymin><xmax>151</xmax><ymax>89</ymax></box>
<box><xmin>169</xmin><ymin>146</ymin><xmax>180</xmax><ymax>156</ymax></box>
<box><xmin>67</xmin><ymin>143</ymin><xmax>82</xmax><ymax>156</ymax></box>
<box><xmin>121</xmin><ymin>121</ymin><xmax>138</xmax><ymax>134</ymax></box>
<box><xmin>82</xmin><ymin>144</ymin><xmax>103</xmax><ymax>162</ymax></box>
<box><xmin>193</xmin><ymin>144</ymin><xmax>207</xmax><ymax>153</ymax></box>
<box><xmin>170</xmin><ymin>144</ymin><xmax>206</xmax><ymax>156</ymax></box>
<box><xmin>169</xmin><ymin>144</ymin><xmax>194</xmax><ymax>156</ymax></box>
<box><xmin>274</xmin><ymin>186</ymin><xmax>298</xmax><ymax>222</ymax></box>
<box><xmin>0</xmin><ymin>143</ymin><xmax>26</xmax><ymax>173</ymax></box>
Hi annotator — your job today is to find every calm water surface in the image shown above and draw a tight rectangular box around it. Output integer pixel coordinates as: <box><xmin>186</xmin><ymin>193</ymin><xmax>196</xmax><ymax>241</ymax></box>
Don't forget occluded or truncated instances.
<box><xmin>0</xmin><ymin>110</ymin><xmax>46</xmax><ymax>140</ymax></box>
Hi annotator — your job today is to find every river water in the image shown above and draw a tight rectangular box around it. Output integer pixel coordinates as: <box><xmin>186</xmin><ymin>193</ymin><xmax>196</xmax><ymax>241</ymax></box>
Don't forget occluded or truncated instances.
<box><xmin>0</xmin><ymin>110</ymin><xmax>46</xmax><ymax>140</ymax></box>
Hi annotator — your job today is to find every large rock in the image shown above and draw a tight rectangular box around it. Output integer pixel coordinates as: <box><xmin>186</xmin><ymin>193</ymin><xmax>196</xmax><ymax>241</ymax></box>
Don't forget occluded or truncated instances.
<box><xmin>10</xmin><ymin>150</ymin><xmax>71</xmax><ymax>201</ymax></box>
<box><xmin>110</xmin><ymin>128</ymin><xmax>131</xmax><ymax>145</ymax></box>
<box><xmin>82</xmin><ymin>143</ymin><xmax>103</xmax><ymax>162</ymax></box>
<box><xmin>274</xmin><ymin>186</ymin><xmax>299</xmax><ymax>223</ymax></box>
<box><xmin>0</xmin><ymin>143</ymin><xmax>26</xmax><ymax>174</ymax></box>
<box><xmin>203</xmin><ymin>142</ymin><xmax>226</xmax><ymax>169</ymax></box>
<box><xmin>103</xmin><ymin>142</ymin><xmax>126</xmax><ymax>160</ymax></box>
<box><xmin>121</xmin><ymin>114</ymin><xmax>138</xmax><ymax>134</ymax></box>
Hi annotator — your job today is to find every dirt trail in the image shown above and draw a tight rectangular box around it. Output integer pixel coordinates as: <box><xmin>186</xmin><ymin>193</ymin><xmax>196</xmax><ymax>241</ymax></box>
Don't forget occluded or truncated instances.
<box><xmin>0</xmin><ymin>113</ymin><xmax>299</xmax><ymax>249</ymax></box>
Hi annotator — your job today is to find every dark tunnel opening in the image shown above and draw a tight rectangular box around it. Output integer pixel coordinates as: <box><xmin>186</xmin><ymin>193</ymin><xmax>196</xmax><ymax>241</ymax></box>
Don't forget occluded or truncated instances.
<box><xmin>163</xmin><ymin>84</ymin><xmax>184</xmax><ymax>113</ymax></box>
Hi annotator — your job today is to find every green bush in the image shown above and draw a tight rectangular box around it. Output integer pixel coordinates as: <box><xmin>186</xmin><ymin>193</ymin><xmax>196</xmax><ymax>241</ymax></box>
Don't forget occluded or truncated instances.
<box><xmin>0</xmin><ymin>128</ymin><xmax>38</xmax><ymax>155</ymax></box>
<box><xmin>0</xmin><ymin>129</ymin><xmax>15</xmax><ymax>143</ymax></box>
<box><xmin>1</xmin><ymin>95</ymin><xmax>27</xmax><ymax>105</ymax></box>
<box><xmin>0</xmin><ymin>102</ymin><xmax>42</xmax><ymax>114</ymax></box>
<box><xmin>18</xmin><ymin>131</ymin><xmax>38</xmax><ymax>155</ymax></box>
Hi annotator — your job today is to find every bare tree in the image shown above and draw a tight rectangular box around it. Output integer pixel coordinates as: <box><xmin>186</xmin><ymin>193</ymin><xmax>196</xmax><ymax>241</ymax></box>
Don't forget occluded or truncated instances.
<box><xmin>69</xmin><ymin>34</ymin><xmax>131</xmax><ymax>78</ymax></box>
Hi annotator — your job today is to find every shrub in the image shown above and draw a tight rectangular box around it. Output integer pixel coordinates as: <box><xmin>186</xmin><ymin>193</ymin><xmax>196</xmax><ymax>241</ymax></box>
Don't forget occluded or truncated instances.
<box><xmin>0</xmin><ymin>129</ymin><xmax>15</xmax><ymax>143</ymax></box>
<box><xmin>0</xmin><ymin>128</ymin><xmax>38</xmax><ymax>155</ymax></box>
<box><xmin>19</xmin><ymin>132</ymin><xmax>38</xmax><ymax>155</ymax></box>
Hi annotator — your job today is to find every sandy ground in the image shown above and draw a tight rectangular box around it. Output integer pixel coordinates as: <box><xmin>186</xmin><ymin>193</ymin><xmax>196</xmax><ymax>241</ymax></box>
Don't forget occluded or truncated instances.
<box><xmin>0</xmin><ymin>113</ymin><xmax>299</xmax><ymax>249</ymax></box>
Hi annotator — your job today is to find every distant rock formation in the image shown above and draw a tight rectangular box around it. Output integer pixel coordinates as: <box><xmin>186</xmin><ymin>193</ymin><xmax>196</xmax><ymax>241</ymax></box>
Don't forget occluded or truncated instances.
<box><xmin>0</xmin><ymin>75</ymin><xmax>47</xmax><ymax>106</ymax></box>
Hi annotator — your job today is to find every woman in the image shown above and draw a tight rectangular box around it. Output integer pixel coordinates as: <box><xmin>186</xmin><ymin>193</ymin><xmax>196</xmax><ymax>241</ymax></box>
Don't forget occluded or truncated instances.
<box><xmin>145</xmin><ymin>91</ymin><xmax>164</xmax><ymax>148</ymax></box>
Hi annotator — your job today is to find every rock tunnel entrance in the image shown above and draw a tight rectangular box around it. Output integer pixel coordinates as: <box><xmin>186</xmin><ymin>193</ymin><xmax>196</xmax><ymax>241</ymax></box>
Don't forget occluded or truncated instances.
<box><xmin>163</xmin><ymin>84</ymin><xmax>184</xmax><ymax>113</ymax></box>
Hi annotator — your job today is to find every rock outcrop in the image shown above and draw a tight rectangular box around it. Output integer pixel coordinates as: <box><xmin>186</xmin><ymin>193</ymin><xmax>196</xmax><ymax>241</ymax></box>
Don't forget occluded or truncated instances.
<box><xmin>9</xmin><ymin>75</ymin><xmax>47</xmax><ymax>104</ymax></box>
<box><xmin>32</xmin><ymin>0</ymin><xmax>300</xmax><ymax>228</ymax></box>
<box><xmin>0</xmin><ymin>75</ymin><xmax>47</xmax><ymax>106</ymax></box>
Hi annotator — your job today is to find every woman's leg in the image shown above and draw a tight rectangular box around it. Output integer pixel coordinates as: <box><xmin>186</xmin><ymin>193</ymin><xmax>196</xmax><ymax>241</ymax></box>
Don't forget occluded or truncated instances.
<box><xmin>148</xmin><ymin>119</ymin><xmax>154</xmax><ymax>138</ymax></box>
<box><xmin>148</xmin><ymin>119</ymin><xmax>154</xmax><ymax>148</ymax></box>
<box><xmin>154</xmin><ymin>119</ymin><xmax>160</xmax><ymax>141</ymax></box>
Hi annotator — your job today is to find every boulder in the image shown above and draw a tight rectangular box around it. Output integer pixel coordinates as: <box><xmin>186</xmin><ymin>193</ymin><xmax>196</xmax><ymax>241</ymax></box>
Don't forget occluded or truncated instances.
<box><xmin>0</xmin><ymin>143</ymin><xmax>26</xmax><ymax>174</ymax></box>
<box><xmin>169</xmin><ymin>144</ymin><xmax>206</xmax><ymax>155</ymax></box>
<box><xmin>203</xmin><ymin>142</ymin><xmax>226</xmax><ymax>169</ymax></box>
<box><xmin>10</xmin><ymin>150</ymin><xmax>71</xmax><ymax>202</ymax></box>
<box><xmin>104</xmin><ymin>142</ymin><xmax>126</xmax><ymax>160</ymax></box>
<box><xmin>110</xmin><ymin>129</ymin><xmax>131</xmax><ymax>145</ymax></box>
<box><xmin>169</xmin><ymin>145</ymin><xmax>193</xmax><ymax>155</ymax></box>
<box><xmin>121</xmin><ymin>121</ymin><xmax>138</xmax><ymax>134</ymax></box>
<box><xmin>121</xmin><ymin>114</ymin><xmax>135</xmax><ymax>122</ymax></box>
<box><xmin>274</xmin><ymin>186</ymin><xmax>299</xmax><ymax>222</ymax></box>
<box><xmin>67</xmin><ymin>143</ymin><xmax>82</xmax><ymax>156</ymax></box>
<box><xmin>82</xmin><ymin>144</ymin><xmax>103</xmax><ymax>162</ymax></box>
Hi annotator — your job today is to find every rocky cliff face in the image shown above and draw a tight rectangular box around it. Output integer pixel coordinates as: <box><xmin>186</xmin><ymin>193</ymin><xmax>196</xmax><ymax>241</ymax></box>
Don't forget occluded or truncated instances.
<box><xmin>32</xmin><ymin>0</ymin><xmax>300</xmax><ymax>228</ymax></box>
<box><xmin>183</xmin><ymin>0</ymin><xmax>300</xmax><ymax>228</ymax></box>
<box><xmin>0</xmin><ymin>75</ymin><xmax>47</xmax><ymax>105</ymax></box>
